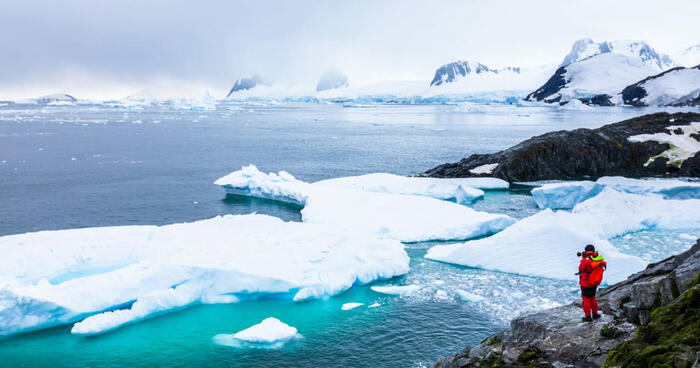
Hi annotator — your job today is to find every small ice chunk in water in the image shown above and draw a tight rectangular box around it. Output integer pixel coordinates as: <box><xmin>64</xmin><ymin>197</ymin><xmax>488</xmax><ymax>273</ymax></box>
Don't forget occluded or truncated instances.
<box><xmin>213</xmin><ymin>318</ymin><xmax>300</xmax><ymax>348</ymax></box>
<box><xmin>455</xmin><ymin>290</ymin><xmax>486</xmax><ymax>303</ymax></box>
<box><xmin>370</xmin><ymin>285</ymin><xmax>421</xmax><ymax>295</ymax></box>
<box><xmin>341</xmin><ymin>302</ymin><xmax>364</xmax><ymax>311</ymax></box>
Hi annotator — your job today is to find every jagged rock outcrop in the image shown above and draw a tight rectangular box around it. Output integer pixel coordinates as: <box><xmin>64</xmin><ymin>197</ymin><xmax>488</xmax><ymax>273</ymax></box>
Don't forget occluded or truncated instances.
<box><xmin>430</xmin><ymin>60</ymin><xmax>520</xmax><ymax>86</ymax></box>
<box><xmin>621</xmin><ymin>65</ymin><xmax>700</xmax><ymax>107</ymax></box>
<box><xmin>226</xmin><ymin>75</ymin><xmax>263</xmax><ymax>97</ymax></box>
<box><xmin>433</xmin><ymin>240</ymin><xmax>700</xmax><ymax>368</ymax></box>
<box><xmin>36</xmin><ymin>93</ymin><xmax>77</xmax><ymax>104</ymax></box>
<box><xmin>424</xmin><ymin>112</ymin><xmax>700</xmax><ymax>181</ymax></box>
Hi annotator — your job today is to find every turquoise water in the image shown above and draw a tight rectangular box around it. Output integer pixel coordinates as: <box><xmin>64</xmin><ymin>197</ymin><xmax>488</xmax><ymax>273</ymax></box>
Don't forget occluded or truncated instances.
<box><xmin>0</xmin><ymin>103</ymin><xmax>695</xmax><ymax>367</ymax></box>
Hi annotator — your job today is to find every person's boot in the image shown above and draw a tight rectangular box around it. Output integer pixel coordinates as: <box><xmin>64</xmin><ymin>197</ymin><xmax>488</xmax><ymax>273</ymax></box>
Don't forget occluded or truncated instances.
<box><xmin>581</xmin><ymin>316</ymin><xmax>593</xmax><ymax>322</ymax></box>
<box><xmin>592</xmin><ymin>313</ymin><xmax>601</xmax><ymax>320</ymax></box>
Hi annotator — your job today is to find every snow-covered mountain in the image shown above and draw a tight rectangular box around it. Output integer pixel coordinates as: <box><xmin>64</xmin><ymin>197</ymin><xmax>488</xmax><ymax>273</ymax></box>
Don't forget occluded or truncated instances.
<box><xmin>527</xmin><ymin>52</ymin><xmax>659</xmax><ymax>104</ymax></box>
<box><xmin>559</xmin><ymin>39</ymin><xmax>675</xmax><ymax>71</ymax></box>
<box><xmin>316</xmin><ymin>70</ymin><xmax>348</xmax><ymax>91</ymax></box>
<box><xmin>430</xmin><ymin>60</ymin><xmax>520</xmax><ymax>86</ymax></box>
<box><xmin>673</xmin><ymin>44</ymin><xmax>700</xmax><ymax>67</ymax></box>
<box><xmin>36</xmin><ymin>93</ymin><xmax>77</xmax><ymax>104</ymax></box>
<box><xmin>621</xmin><ymin>65</ymin><xmax>700</xmax><ymax>107</ymax></box>
<box><xmin>226</xmin><ymin>75</ymin><xmax>263</xmax><ymax>97</ymax></box>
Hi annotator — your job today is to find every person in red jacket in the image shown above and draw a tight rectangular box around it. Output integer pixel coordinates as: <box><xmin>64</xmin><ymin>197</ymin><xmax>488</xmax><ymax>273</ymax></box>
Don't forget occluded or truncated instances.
<box><xmin>579</xmin><ymin>244</ymin><xmax>601</xmax><ymax>322</ymax></box>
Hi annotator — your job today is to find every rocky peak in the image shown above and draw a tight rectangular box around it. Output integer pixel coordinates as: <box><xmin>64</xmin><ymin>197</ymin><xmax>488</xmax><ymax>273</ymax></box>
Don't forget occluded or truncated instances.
<box><xmin>430</xmin><ymin>60</ymin><xmax>520</xmax><ymax>86</ymax></box>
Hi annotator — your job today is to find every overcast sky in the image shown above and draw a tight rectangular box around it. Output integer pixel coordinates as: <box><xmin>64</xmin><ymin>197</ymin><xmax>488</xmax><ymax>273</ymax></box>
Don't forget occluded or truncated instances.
<box><xmin>1</xmin><ymin>0</ymin><xmax>698</xmax><ymax>99</ymax></box>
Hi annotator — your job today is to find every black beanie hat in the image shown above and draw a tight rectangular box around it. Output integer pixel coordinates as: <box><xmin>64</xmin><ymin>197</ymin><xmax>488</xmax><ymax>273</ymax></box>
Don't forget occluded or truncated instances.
<box><xmin>585</xmin><ymin>244</ymin><xmax>595</xmax><ymax>252</ymax></box>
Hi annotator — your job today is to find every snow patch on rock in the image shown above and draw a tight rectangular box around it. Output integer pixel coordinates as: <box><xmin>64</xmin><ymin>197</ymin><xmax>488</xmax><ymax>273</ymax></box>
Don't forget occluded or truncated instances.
<box><xmin>469</xmin><ymin>163</ymin><xmax>498</xmax><ymax>175</ymax></box>
<box><xmin>628</xmin><ymin>122</ymin><xmax>700</xmax><ymax>168</ymax></box>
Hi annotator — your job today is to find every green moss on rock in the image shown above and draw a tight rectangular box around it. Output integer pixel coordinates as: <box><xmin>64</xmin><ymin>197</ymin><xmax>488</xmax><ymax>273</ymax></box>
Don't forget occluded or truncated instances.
<box><xmin>604</xmin><ymin>284</ymin><xmax>700</xmax><ymax>367</ymax></box>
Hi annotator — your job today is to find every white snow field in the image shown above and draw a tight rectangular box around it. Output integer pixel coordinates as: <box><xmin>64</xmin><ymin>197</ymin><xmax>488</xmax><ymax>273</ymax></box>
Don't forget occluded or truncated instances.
<box><xmin>315</xmin><ymin>173</ymin><xmax>509</xmax><ymax>203</ymax></box>
<box><xmin>212</xmin><ymin>317</ymin><xmax>301</xmax><ymax>349</ymax></box>
<box><xmin>632</xmin><ymin>67</ymin><xmax>700</xmax><ymax>106</ymax></box>
<box><xmin>0</xmin><ymin>214</ymin><xmax>409</xmax><ymax>336</ymax></box>
<box><xmin>554</xmin><ymin>53</ymin><xmax>659</xmax><ymax>103</ymax></box>
<box><xmin>426</xmin><ymin>189</ymin><xmax>700</xmax><ymax>283</ymax></box>
<box><xmin>215</xmin><ymin>166</ymin><xmax>516</xmax><ymax>242</ymax></box>
<box><xmin>531</xmin><ymin>176</ymin><xmax>700</xmax><ymax>209</ymax></box>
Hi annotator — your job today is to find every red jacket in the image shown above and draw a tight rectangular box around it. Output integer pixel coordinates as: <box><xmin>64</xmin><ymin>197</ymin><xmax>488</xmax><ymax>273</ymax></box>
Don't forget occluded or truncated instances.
<box><xmin>579</xmin><ymin>257</ymin><xmax>594</xmax><ymax>288</ymax></box>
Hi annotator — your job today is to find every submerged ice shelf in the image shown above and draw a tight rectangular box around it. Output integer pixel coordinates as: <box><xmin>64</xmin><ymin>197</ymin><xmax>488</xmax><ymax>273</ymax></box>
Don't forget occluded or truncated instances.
<box><xmin>215</xmin><ymin>166</ymin><xmax>515</xmax><ymax>242</ymax></box>
<box><xmin>0</xmin><ymin>214</ymin><xmax>409</xmax><ymax>337</ymax></box>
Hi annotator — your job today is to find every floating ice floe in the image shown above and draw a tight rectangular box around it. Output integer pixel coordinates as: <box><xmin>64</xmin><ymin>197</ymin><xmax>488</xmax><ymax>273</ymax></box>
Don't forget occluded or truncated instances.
<box><xmin>215</xmin><ymin>166</ymin><xmax>516</xmax><ymax>242</ymax></box>
<box><xmin>597</xmin><ymin>176</ymin><xmax>700</xmax><ymax>199</ymax></box>
<box><xmin>212</xmin><ymin>317</ymin><xmax>301</xmax><ymax>349</ymax></box>
<box><xmin>426</xmin><ymin>189</ymin><xmax>700</xmax><ymax>283</ymax></box>
<box><xmin>531</xmin><ymin>176</ymin><xmax>700</xmax><ymax>209</ymax></box>
<box><xmin>341</xmin><ymin>302</ymin><xmax>364</xmax><ymax>311</ymax></box>
<box><xmin>455</xmin><ymin>290</ymin><xmax>486</xmax><ymax>303</ymax></box>
<box><xmin>370</xmin><ymin>285</ymin><xmax>421</xmax><ymax>295</ymax></box>
<box><xmin>0</xmin><ymin>214</ymin><xmax>409</xmax><ymax>337</ymax></box>
<box><xmin>317</xmin><ymin>173</ymin><xmax>491</xmax><ymax>203</ymax></box>
<box><xmin>531</xmin><ymin>181</ymin><xmax>605</xmax><ymax>209</ymax></box>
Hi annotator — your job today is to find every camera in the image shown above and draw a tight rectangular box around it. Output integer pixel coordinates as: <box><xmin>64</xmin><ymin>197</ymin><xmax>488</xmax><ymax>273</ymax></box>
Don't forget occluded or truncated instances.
<box><xmin>577</xmin><ymin>252</ymin><xmax>582</xmax><ymax>257</ymax></box>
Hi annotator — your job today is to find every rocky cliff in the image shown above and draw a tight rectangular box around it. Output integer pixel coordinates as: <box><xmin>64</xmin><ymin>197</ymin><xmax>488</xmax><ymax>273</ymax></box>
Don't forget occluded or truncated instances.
<box><xmin>433</xmin><ymin>240</ymin><xmax>700</xmax><ymax>368</ymax></box>
<box><xmin>424</xmin><ymin>112</ymin><xmax>700</xmax><ymax>181</ymax></box>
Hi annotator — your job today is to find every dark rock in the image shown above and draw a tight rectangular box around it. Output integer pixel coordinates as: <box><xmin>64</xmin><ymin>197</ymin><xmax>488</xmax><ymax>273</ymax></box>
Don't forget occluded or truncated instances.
<box><xmin>430</xmin><ymin>60</ymin><xmax>519</xmax><ymax>86</ymax></box>
<box><xmin>423</xmin><ymin>112</ymin><xmax>700</xmax><ymax>181</ymax></box>
<box><xmin>525</xmin><ymin>66</ymin><xmax>567</xmax><ymax>103</ymax></box>
<box><xmin>578</xmin><ymin>94</ymin><xmax>614</xmax><ymax>106</ymax></box>
<box><xmin>433</xmin><ymin>239</ymin><xmax>700</xmax><ymax>368</ymax></box>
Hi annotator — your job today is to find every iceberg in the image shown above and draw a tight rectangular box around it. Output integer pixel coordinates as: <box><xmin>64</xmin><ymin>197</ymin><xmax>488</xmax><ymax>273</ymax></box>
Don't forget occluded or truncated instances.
<box><xmin>530</xmin><ymin>177</ymin><xmax>700</xmax><ymax>209</ymax></box>
<box><xmin>531</xmin><ymin>181</ymin><xmax>605</xmax><ymax>209</ymax></box>
<box><xmin>427</xmin><ymin>189</ymin><xmax>700</xmax><ymax>283</ymax></box>
<box><xmin>0</xmin><ymin>214</ymin><xmax>409</xmax><ymax>337</ymax></box>
<box><xmin>315</xmin><ymin>173</ymin><xmax>510</xmax><ymax>203</ymax></box>
<box><xmin>215</xmin><ymin>166</ymin><xmax>516</xmax><ymax>242</ymax></box>
<box><xmin>212</xmin><ymin>317</ymin><xmax>300</xmax><ymax>348</ymax></box>
<box><xmin>370</xmin><ymin>285</ymin><xmax>421</xmax><ymax>295</ymax></box>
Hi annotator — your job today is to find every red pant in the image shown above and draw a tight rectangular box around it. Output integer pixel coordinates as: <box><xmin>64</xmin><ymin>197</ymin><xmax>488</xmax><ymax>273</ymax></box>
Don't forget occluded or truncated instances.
<box><xmin>582</xmin><ymin>295</ymin><xmax>598</xmax><ymax>317</ymax></box>
<box><xmin>581</xmin><ymin>286</ymin><xmax>598</xmax><ymax>317</ymax></box>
